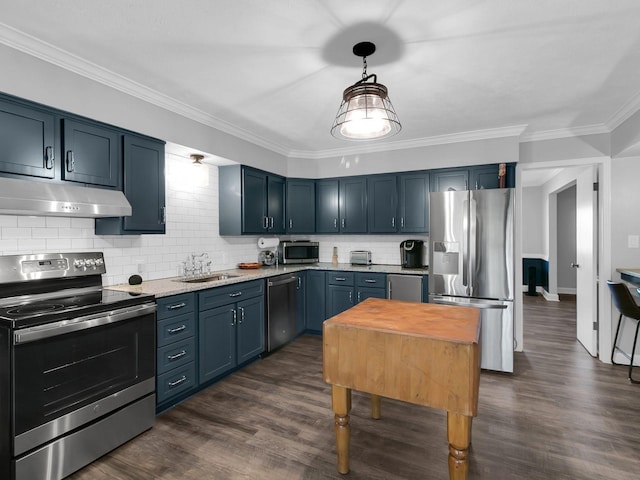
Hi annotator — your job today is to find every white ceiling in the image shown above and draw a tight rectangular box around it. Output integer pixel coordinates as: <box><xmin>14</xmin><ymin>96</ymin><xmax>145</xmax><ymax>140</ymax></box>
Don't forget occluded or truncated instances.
<box><xmin>2</xmin><ymin>0</ymin><xmax>640</xmax><ymax>158</ymax></box>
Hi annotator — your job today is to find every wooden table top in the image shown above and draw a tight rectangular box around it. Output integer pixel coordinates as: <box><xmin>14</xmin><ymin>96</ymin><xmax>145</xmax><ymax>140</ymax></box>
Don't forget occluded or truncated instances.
<box><xmin>323</xmin><ymin>297</ymin><xmax>481</xmax><ymax>345</ymax></box>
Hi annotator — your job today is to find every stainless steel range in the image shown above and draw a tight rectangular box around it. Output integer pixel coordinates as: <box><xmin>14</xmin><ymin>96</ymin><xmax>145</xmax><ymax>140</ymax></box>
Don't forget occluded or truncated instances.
<box><xmin>0</xmin><ymin>252</ymin><xmax>156</xmax><ymax>480</ymax></box>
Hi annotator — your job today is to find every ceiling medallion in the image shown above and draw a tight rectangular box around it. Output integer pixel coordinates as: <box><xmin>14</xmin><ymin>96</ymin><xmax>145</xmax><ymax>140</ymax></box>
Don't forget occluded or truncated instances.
<box><xmin>331</xmin><ymin>41</ymin><xmax>401</xmax><ymax>141</ymax></box>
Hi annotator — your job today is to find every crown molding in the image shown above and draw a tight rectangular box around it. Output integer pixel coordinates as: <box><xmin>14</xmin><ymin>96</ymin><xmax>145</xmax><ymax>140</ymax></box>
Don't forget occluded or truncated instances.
<box><xmin>0</xmin><ymin>22</ymin><xmax>292</xmax><ymax>157</ymax></box>
<box><xmin>520</xmin><ymin>124</ymin><xmax>610</xmax><ymax>143</ymax></box>
<box><xmin>289</xmin><ymin>125</ymin><xmax>529</xmax><ymax>160</ymax></box>
<box><xmin>605</xmin><ymin>89</ymin><xmax>640</xmax><ymax>131</ymax></box>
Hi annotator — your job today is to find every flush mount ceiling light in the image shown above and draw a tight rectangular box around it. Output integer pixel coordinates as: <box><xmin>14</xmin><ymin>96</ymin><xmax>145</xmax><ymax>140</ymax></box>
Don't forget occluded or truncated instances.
<box><xmin>190</xmin><ymin>153</ymin><xmax>209</xmax><ymax>187</ymax></box>
<box><xmin>331</xmin><ymin>41</ymin><xmax>401</xmax><ymax>141</ymax></box>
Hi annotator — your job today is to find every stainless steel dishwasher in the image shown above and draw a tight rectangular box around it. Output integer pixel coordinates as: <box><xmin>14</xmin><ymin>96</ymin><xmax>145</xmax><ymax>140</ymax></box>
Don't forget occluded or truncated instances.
<box><xmin>387</xmin><ymin>274</ymin><xmax>423</xmax><ymax>302</ymax></box>
<box><xmin>266</xmin><ymin>274</ymin><xmax>298</xmax><ymax>352</ymax></box>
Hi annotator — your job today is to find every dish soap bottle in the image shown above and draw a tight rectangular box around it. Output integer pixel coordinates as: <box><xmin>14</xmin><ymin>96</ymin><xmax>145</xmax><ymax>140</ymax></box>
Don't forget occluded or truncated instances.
<box><xmin>332</xmin><ymin>246</ymin><xmax>338</xmax><ymax>266</ymax></box>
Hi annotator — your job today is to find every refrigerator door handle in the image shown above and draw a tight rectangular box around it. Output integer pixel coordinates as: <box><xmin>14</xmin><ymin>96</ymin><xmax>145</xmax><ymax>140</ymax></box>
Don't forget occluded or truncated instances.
<box><xmin>468</xmin><ymin>196</ymin><xmax>477</xmax><ymax>296</ymax></box>
<box><xmin>462</xmin><ymin>198</ymin><xmax>469</xmax><ymax>292</ymax></box>
<box><xmin>430</xmin><ymin>296</ymin><xmax>508</xmax><ymax>309</ymax></box>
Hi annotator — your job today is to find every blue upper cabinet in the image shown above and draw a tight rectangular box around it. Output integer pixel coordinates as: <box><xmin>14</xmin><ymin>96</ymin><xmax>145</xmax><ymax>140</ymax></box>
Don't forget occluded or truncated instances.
<box><xmin>399</xmin><ymin>172</ymin><xmax>429</xmax><ymax>234</ymax></box>
<box><xmin>0</xmin><ymin>97</ymin><xmax>56</xmax><ymax>179</ymax></box>
<box><xmin>339</xmin><ymin>176</ymin><xmax>367</xmax><ymax>233</ymax></box>
<box><xmin>367</xmin><ymin>174</ymin><xmax>398</xmax><ymax>233</ymax></box>
<box><xmin>62</xmin><ymin>118</ymin><xmax>121</xmax><ymax>188</ymax></box>
<box><xmin>469</xmin><ymin>164</ymin><xmax>500</xmax><ymax>189</ymax></box>
<box><xmin>430</xmin><ymin>168</ymin><xmax>469</xmax><ymax>192</ymax></box>
<box><xmin>316</xmin><ymin>179</ymin><xmax>340</xmax><ymax>233</ymax></box>
<box><xmin>219</xmin><ymin>165</ymin><xmax>285</xmax><ymax>235</ymax></box>
<box><xmin>286</xmin><ymin>179</ymin><xmax>315</xmax><ymax>234</ymax></box>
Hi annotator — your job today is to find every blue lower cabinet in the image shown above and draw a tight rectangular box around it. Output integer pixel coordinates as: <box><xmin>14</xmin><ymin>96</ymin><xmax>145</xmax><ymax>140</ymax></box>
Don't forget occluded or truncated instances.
<box><xmin>156</xmin><ymin>362</ymin><xmax>197</xmax><ymax>404</ymax></box>
<box><xmin>326</xmin><ymin>284</ymin><xmax>354</xmax><ymax>318</ymax></box>
<box><xmin>306</xmin><ymin>271</ymin><xmax>326</xmax><ymax>332</ymax></box>
<box><xmin>295</xmin><ymin>272</ymin><xmax>306</xmax><ymax>334</ymax></box>
<box><xmin>356</xmin><ymin>287</ymin><xmax>386</xmax><ymax>303</ymax></box>
<box><xmin>198</xmin><ymin>281</ymin><xmax>265</xmax><ymax>385</ymax></box>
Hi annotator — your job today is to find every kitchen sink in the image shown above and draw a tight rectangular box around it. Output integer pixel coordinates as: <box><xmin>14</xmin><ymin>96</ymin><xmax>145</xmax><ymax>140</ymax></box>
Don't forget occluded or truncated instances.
<box><xmin>176</xmin><ymin>273</ymin><xmax>239</xmax><ymax>283</ymax></box>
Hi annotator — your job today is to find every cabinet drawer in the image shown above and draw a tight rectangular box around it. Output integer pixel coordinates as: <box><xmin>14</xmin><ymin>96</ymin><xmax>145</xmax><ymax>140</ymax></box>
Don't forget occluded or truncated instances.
<box><xmin>156</xmin><ymin>362</ymin><xmax>196</xmax><ymax>403</ymax></box>
<box><xmin>355</xmin><ymin>272</ymin><xmax>386</xmax><ymax>289</ymax></box>
<box><xmin>199</xmin><ymin>279</ymin><xmax>264</xmax><ymax>311</ymax></box>
<box><xmin>156</xmin><ymin>293</ymin><xmax>195</xmax><ymax>320</ymax></box>
<box><xmin>157</xmin><ymin>313</ymin><xmax>196</xmax><ymax>347</ymax></box>
<box><xmin>327</xmin><ymin>272</ymin><xmax>354</xmax><ymax>286</ymax></box>
<box><xmin>157</xmin><ymin>337</ymin><xmax>196</xmax><ymax>375</ymax></box>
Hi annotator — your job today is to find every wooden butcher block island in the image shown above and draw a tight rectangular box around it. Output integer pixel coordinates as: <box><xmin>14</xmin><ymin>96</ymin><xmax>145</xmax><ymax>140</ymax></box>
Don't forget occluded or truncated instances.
<box><xmin>323</xmin><ymin>298</ymin><xmax>481</xmax><ymax>480</ymax></box>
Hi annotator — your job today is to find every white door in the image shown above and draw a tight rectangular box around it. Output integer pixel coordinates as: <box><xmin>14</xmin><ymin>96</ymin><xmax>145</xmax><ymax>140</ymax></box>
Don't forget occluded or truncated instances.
<box><xmin>575</xmin><ymin>166</ymin><xmax>598</xmax><ymax>356</ymax></box>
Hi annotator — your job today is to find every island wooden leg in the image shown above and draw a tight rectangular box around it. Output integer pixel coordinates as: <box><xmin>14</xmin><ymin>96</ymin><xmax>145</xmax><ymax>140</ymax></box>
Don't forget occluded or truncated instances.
<box><xmin>447</xmin><ymin>412</ymin><xmax>472</xmax><ymax>480</ymax></box>
<box><xmin>331</xmin><ymin>385</ymin><xmax>352</xmax><ymax>474</ymax></box>
<box><xmin>371</xmin><ymin>394</ymin><xmax>381</xmax><ymax>419</ymax></box>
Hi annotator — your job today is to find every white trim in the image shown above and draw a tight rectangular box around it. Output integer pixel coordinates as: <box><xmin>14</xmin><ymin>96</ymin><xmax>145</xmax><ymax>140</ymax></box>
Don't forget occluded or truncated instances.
<box><xmin>606</xmin><ymin>89</ymin><xmax>640</xmax><ymax>131</ymax></box>
<box><xmin>520</xmin><ymin>124</ymin><xmax>610</xmax><ymax>143</ymax></box>
<box><xmin>541</xmin><ymin>289</ymin><xmax>560</xmax><ymax>302</ymax></box>
<box><xmin>523</xmin><ymin>253</ymin><xmax>549</xmax><ymax>261</ymax></box>
<box><xmin>612</xmin><ymin>352</ymin><xmax>640</xmax><ymax>368</ymax></box>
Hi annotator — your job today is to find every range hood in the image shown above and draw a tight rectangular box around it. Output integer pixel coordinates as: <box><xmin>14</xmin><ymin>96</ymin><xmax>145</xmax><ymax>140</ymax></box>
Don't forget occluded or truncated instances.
<box><xmin>0</xmin><ymin>177</ymin><xmax>132</xmax><ymax>218</ymax></box>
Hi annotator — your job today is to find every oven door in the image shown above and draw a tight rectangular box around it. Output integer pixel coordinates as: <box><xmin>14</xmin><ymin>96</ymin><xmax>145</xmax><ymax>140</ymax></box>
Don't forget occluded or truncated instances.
<box><xmin>12</xmin><ymin>303</ymin><xmax>156</xmax><ymax>456</ymax></box>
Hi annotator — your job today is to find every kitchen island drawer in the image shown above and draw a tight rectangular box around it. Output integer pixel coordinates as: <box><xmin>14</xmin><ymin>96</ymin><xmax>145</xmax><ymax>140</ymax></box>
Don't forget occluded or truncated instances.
<box><xmin>156</xmin><ymin>362</ymin><xmax>196</xmax><ymax>403</ymax></box>
<box><xmin>157</xmin><ymin>312</ymin><xmax>195</xmax><ymax>347</ymax></box>
<box><xmin>199</xmin><ymin>279</ymin><xmax>264</xmax><ymax>311</ymax></box>
<box><xmin>355</xmin><ymin>272</ymin><xmax>386</xmax><ymax>288</ymax></box>
<box><xmin>327</xmin><ymin>271</ymin><xmax>354</xmax><ymax>286</ymax></box>
<box><xmin>156</xmin><ymin>293</ymin><xmax>195</xmax><ymax>320</ymax></box>
<box><xmin>157</xmin><ymin>337</ymin><xmax>196</xmax><ymax>375</ymax></box>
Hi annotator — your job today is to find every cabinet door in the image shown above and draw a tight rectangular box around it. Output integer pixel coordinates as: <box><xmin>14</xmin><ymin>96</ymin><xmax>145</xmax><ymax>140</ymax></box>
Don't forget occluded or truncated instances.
<box><xmin>199</xmin><ymin>305</ymin><xmax>236</xmax><ymax>384</ymax></box>
<box><xmin>242</xmin><ymin>168</ymin><xmax>267</xmax><ymax>234</ymax></box>
<box><xmin>267</xmin><ymin>174</ymin><xmax>285</xmax><ymax>233</ymax></box>
<box><xmin>316</xmin><ymin>179</ymin><xmax>340</xmax><ymax>233</ymax></box>
<box><xmin>236</xmin><ymin>296</ymin><xmax>265</xmax><ymax>364</ymax></box>
<box><xmin>0</xmin><ymin>99</ymin><xmax>55</xmax><ymax>179</ymax></box>
<box><xmin>356</xmin><ymin>287</ymin><xmax>386</xmax><ymax>303</ymax></box>
<box><xmin>62</xmin><ymin>118</ymin><xmax>120</xmax><ymax>187</ymax></box>
<box><xmin>367</xmin><ymin>175</ymin><xmax>398</xmax><ymax>233</ymax></box>
<box><xmin>431</xmin><ymin>168</ymin><xmax>468</xmax><ymax>192</ymax></box>
<box><xmin>287</xmin><ymin>179</ymin><xmax>315</xmax><ymax>233</ymax></box>
<box><xmin>305</xmin><ymin>270</ymin><xmax>326</xmax><ymax>331</ymax></box>
<box><xmin>123</xmin><ymin>135</ymin><xmax>166</xmax><ymax>232</ymax></box>
<box><xmin>326</xmin><ymin>284</ymin><xmax>354</xmax><ymax>318</ymax></box>
<box><xmin>399</xmin><ymin>172</ymin><xmax>430</xmax><ymax>233</ymax></box>
<box><xmin>470</xmin><ymin>165</ymin><xmax>499</xmax><ymax>190</ymax></box>
<box><xmin>340</xmin><ymin>177</ymin><xmax>367</xmax><ymax>233</ymax></box>
<box><xmin>295</xmin><ymin>272</ymin><xmax>306</xmax><ymax>334</ymax></box>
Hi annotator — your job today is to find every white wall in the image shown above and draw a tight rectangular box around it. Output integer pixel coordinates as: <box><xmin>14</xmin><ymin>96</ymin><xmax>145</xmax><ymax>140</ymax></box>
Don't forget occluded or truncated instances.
<box><xmin>557</xmin><ymin>185</ymin><xmax>577</xmax><ymax>292</ymax></box>
<box><xmin>521</xmin><ymin>186</ymin><xmax>544</xmax><ymax>256</ymax></box>
<box><xmin>610</xmin><ymin>156</ymin><xmax>640</xmax><ymax>364</ymax></box>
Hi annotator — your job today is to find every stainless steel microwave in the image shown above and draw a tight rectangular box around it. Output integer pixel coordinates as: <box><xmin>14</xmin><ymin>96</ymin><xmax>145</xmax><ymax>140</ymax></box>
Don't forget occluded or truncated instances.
<box><xmin>278</xmin><ymin>241</ymin><xmax>319</xmax><ymax>264</ymax></box>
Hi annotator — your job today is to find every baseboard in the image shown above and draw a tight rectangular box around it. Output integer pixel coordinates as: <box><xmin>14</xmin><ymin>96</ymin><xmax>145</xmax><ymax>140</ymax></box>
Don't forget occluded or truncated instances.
<box><xmin>612</xmin><ymin>351</ymin><xmax>640</xmax><ymax>367</ymax></box>
<box><xmin>541</xmin><ymin>289</ymin><xmax>559</xmax><ymax>302</ymax></box>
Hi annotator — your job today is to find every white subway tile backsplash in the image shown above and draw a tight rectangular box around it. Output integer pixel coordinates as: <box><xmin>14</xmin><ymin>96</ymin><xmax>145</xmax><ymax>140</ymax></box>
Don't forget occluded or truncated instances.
<box><xmin>18</xmin><ymin>217</ymin><xmax>46</xmax><ymax>227</ymax></box>
<box><xmin>0</xmin><ymin>216</ymin><xmax>18</xmax><ymax>227</ymax></box>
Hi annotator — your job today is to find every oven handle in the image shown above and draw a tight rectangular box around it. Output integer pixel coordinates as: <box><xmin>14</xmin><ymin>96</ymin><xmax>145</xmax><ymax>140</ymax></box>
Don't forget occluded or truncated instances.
<box><xmin>13</xmin><ymin>302</ymin><xmax>157</xmax><ymax>345</ymax></box>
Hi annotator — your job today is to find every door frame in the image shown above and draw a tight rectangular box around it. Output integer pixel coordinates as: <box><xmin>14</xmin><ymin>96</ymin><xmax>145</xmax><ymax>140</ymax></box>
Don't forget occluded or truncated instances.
<box><xmin>514</xmin><ymin>156</ymin><xmax>612</xmax><ymax>363</ymax></box>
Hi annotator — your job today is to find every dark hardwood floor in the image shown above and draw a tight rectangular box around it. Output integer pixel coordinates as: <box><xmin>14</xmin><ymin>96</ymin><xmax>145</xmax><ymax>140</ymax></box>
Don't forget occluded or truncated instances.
<box><xmin>69</xmin><ymin>295</ymin><xmax>640</xmax><ymax>479</ymax></box>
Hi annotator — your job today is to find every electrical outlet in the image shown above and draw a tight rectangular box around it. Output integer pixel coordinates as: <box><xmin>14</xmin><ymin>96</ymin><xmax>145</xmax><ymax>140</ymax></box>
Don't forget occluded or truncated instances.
<box><xmin>628</xmin><ymin>235</ymin><xmax>639</xmax><ymax>249</ymax></box>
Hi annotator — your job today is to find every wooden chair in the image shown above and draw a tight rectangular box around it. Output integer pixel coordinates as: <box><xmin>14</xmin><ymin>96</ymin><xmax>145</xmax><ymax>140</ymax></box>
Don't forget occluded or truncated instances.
<box><xmin>607</xmin><ymin>281</ymin><xmax>640</xmax><ymax>383</ymax></box>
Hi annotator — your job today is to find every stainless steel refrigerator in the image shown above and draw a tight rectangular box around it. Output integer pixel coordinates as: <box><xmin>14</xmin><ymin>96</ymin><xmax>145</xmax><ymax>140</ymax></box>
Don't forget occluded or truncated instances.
<box><xmin>429</xmin><ymin>188</ymin><xmax>514</xmax><ymax>372</ymax></box>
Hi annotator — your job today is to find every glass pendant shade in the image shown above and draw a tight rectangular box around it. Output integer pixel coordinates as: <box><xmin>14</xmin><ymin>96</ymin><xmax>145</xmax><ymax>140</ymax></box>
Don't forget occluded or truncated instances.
<box><xmin>331</xmin><ymin>70</ymin><xmax>401</xmax><ymax>140</ymax></box>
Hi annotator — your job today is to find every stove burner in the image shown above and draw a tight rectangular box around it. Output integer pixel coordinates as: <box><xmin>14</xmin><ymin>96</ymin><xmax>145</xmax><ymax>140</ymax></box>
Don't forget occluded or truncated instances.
<box><xmin>6</xmin><ymin>303</ymin><xmax>66</xmax><ymax>316</ymax></box>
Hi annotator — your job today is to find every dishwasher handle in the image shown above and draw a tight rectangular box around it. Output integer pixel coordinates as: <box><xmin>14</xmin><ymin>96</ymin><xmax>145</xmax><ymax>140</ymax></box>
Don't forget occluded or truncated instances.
<box><xmin>268</xmin><ymin>275</ymin><xmax>298</xmax><ymax>287</ymax></box>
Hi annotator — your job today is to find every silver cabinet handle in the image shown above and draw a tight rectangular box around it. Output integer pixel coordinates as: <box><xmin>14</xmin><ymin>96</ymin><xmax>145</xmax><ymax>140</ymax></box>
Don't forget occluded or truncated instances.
<box><xmin>168</xmin><ymin>375</ymin><xmax>187</xmax><ymax>388</ymax></box>
<box><xmin>45</xmin><ymin>146</ymin><xmax>54</xmax><ymax>169</ymax></box>
<box><xmin>167</xmin><ymin>302</ymin><xmax>187</xmax><ymax>310</ymax></box>
<box><xmin>289</xmin><ymin>219</ymin><xmax>293</xmax><ymax>229</ymax></box>
<box><xmin>335</xmin><ymin>277</ymin><xmax>346</xmax><ymax>281</ymax></box>
<box><xmin>167</xmin><ymin>325</ymin><xmax>186</xmax><ymax>334</ymax></box>
<box><xmin>231</xmin><ymin>309</ymin><xmax>237</xmax><ymax>325</ymax></box>
<box><xmin>401</xmin><ymin>217</ymin><xmax>404</xmax><ymax>228</ymax></box>
<box><xmin>349</xmin><ymin>291</ymin><xmax>353</xmax><ymax>303</ymax></box>
<box><xmin>66</xmin><ymin>151</ymin><xmax>75</xmax><ymax>172</ymax></box>
<box><xmin>297</xmin><ymin>276</ymin><xmax>301</xmax><ymax>289</ymax></box>
<box><xmin>167</xmin><ymin>350</ymin><xmax>187</xmax><ymax>361</ymax></box>
<box><xmin>334</xmin><ymin>218</ymin><xmax>338</xmax><ymax>228</ymax></box>
<box><xmin>341</xmin><ymin>218</ymin><xmax>346</xmax><ymax>228</ymax></box>
<box><xmin>357</xmin><ymin>292</ymin><xmax>361</xmax><ymax>302</ymax></box>
<box><xmin>238</xmin><ymin>306</ymin><xmax>244</xmax><ymax>324</ymax></box>
<box><xmin>392</xmin><ymin>217</ymin><xmax>395</xmax><ymax>228</ymax></box>
<box><xmin>263</xmin><ymin>217</ymin><xmax>268</xmax><ymax>229</ymax></box>
<box><xmin>364</xmin><ymin>279</ymin><xmax>377</xmax><ymax>284</ymax></box>
<box><xmin>269</xmin><ymin>217</ymin><xmax>274</xmax><ymax>229</ymax></box>
<box><xmin>161</xmin><ymin>206</ymin><xmax>166</xmax><ymax>224</ymax></box>
<box><xmin>229</xmin><ymin>292</ymin><xmax>242</xmax><ymax>298</ymax></box>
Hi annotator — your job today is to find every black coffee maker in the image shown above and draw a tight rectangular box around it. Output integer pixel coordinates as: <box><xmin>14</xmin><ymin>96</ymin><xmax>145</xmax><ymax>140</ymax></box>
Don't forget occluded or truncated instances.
<box><xmin>400</xmin><ymin>240</ymin><xmax>424</xmax><ymax>268</ymax></box>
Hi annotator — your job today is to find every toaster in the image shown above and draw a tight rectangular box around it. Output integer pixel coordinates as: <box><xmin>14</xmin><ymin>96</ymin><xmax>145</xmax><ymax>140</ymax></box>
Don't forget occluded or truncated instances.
<box><xmin>350</xmin><ymin>250</ymin><xmax>372</xmax><ymax>265</ymax></box>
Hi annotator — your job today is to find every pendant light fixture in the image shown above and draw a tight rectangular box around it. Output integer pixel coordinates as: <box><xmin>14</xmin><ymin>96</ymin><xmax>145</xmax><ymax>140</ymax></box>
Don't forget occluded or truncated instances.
<box><xmin>331</xmin><ymin>41</ymin><xmax>401</xmax><ymax>140</ymax></box>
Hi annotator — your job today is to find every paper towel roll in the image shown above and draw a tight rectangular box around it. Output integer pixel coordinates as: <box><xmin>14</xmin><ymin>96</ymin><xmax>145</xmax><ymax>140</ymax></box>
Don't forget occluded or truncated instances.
<box><xmin>258</xmin><ymin>237</ymin><xmax>280</xmax><ymax>249</ymax></box>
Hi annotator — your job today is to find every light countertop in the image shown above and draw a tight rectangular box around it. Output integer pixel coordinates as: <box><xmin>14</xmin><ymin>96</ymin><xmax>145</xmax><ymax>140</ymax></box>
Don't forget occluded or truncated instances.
<box><xmin>106</xmin><ymin>263</ymin><xmax>429</xmax><ymax>298</ymax></box>
<box><xmin>616</xmin><ymin>268</ymin><xmax>640</xmax><ymax>279</ymax></box>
